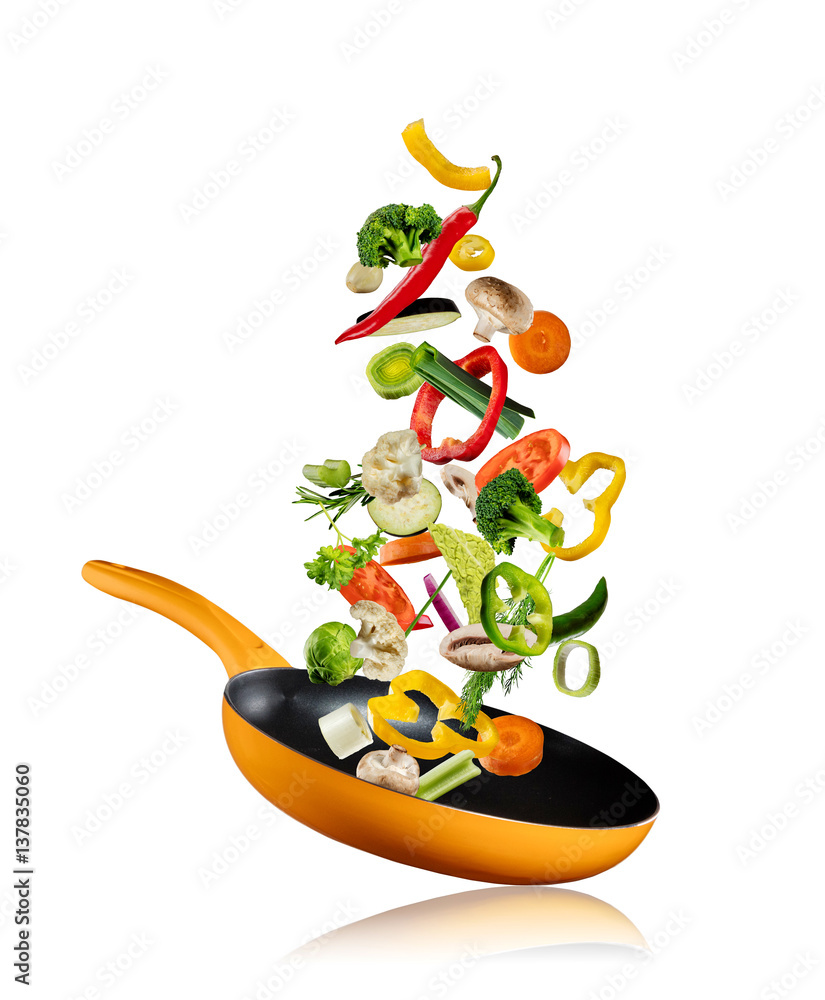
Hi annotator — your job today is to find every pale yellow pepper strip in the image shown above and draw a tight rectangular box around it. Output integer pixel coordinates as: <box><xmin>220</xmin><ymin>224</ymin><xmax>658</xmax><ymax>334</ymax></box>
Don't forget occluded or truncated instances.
<box><xmin>401</xmin><ymin>119</ymin><xmax>491</xmax><ymax>191</ymax></box>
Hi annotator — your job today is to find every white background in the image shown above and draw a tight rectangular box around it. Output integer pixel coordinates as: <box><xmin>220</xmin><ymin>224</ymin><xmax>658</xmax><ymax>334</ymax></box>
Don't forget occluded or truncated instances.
<box><xmin>4</xmin><ymin>0</ymin><xmax>825</xmax><ymax>997</ymax></box>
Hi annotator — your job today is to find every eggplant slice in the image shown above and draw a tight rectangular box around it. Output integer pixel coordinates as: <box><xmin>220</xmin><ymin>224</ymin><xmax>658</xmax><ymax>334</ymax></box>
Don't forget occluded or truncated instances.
<box><xmin>356</xmin><ymin>297</ymin><xmax>461</xmax><ymax>337</ymax></box>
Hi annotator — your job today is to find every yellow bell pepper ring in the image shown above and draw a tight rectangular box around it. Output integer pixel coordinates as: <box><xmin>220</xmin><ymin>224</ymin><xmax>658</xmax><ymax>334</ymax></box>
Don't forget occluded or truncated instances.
<box><xmin>401</xmin><ymin>119</ymin><xmax>491</xmax><ymax>191</ymax></box>
<box><xmin>449</xmin><ymin>234</ymin><xmax>496</xmax><ymax>271</ymax></box>
<box><xmin>547</xmin><ymin>453</ymin><xmax>626</xmax><ymax>561</ymax></box>
<box><xmin>367</xmin><ymin>669</ymin><xmax>499</xmax><ymax>760</ymax></box>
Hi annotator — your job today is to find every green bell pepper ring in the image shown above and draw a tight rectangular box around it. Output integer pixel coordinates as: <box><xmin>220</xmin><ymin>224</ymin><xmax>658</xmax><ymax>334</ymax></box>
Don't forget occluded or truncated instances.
<box><xmin>480</xmin><ymin>562</ymin><xmax>553</xmax><ymax>656</ymax></box>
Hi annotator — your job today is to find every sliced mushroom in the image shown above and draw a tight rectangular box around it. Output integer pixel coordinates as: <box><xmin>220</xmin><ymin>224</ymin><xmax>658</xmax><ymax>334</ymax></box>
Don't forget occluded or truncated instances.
<box><xmin>465</xmin><ymin>276</ymin><xmax>533</xmax><ymax>343</ymax></box>
<box><xmin>439</xmin><ymin>623</ymin><xmax>539</xmax><ymax>672</ymax></box>
<box><xmin>440</xmin><ymin>464</ymin><xmax>477</xmax><ymax>522</ymax></box>
<box><xmin>356</xmin><ymin>744</ymin><xmax>420</xmax><ymax>794</ymax></box>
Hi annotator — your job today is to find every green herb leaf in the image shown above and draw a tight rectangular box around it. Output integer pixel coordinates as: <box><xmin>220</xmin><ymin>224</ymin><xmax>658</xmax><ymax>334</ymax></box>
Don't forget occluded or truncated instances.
<box><xmin>293</xmin><ymin>474</ymin><xmax>372</xmax><ymax>525</ymax></box>
<box><xmin>304</xmin><ymin>546</ymin><xmax>358</xmax><ymax>590</ymax></box>
<box><xmin>350</xmin><ymin>531</ymin><xmax>387</xmax><ymax>569</ymax></box>
<box><xmin>304</xmin><ymin>532</ymin><xmax>387</xmax><ymax>592</ymax></box>
<box><xmin>458</xmin><ymin>671</ymin><xmax>496</xmax><ymax>729</ymax></box>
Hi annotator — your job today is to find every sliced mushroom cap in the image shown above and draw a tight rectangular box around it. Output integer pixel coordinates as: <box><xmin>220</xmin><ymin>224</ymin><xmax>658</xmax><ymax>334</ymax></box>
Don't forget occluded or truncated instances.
<box><xmin>440</xmin><ymin>464</ymin><xmax>477</xmax><ymax>522</ymax></box>
<box><xmin>465</xmin><ymin>276</ymin><xmax>533</xmax><ymax>344</ymax></box>
<box><xmin>439</xmin><ymin>623</ymin><xmax>539</xmax><ymax>672</ymax></box>
<box><xmin>356</xmin><ymin>744</ymin><xmax>420</xmax><ymax>794</ymax></box>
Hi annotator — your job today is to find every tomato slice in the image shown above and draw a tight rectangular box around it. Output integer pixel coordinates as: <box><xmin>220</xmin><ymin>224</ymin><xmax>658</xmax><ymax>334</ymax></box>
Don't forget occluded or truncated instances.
<box><xmin>338</xmin><ymin>547</ymin><xmax>432</xmax><ymax>631</ymax></box>
<box><xmin>475</xmin><ymin>429</ymin><xmax>571</xmax><ymax>494</ymax></box>
<box><xmin>379</xmin><ymin>531</ymin><xmax>441</xmax><ymax>566</ymax></box>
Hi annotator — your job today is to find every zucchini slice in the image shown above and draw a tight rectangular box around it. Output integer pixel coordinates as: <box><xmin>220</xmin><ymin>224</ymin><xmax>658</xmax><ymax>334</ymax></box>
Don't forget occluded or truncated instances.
<box><xmin>367</xmin><ymin>478</ymin><xmax>442</xmax><ymax>537</ymax></box>
<box><xmin>356</xmin><ymin>297</ymin><xmax>460</xmax><ymax>338</ymax></box>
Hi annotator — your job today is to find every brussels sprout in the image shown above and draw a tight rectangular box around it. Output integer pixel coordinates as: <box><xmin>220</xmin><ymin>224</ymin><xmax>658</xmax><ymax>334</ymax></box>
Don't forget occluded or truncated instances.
<box><xmin>303</xmin><ymin>622</ymin><xmax>363</xmax><ymax>686</ymax></box>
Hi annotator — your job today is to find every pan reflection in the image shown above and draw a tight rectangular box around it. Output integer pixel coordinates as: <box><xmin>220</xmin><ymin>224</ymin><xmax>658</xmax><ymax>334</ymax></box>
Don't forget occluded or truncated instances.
<box><xmin>280</xmin><ymin>886</ymin><xmax>648</xmax><ymax>966</ymax></box>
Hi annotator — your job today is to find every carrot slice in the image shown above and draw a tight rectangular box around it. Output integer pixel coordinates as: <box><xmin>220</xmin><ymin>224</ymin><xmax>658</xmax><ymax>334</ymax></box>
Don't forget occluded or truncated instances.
<box><xmin>477</xmin><ymin>715</ymin><xmax>544</xmax><ymax>776</ymax></box>
<box><xmin>509</xmin><ymin>310</ymin><xmax>571</xmax><ymax>375</ymax></box>
<box><xmin>379</xmin><ymin>531</ymin><xmax>441</xmax><ymax>566</ymax></box>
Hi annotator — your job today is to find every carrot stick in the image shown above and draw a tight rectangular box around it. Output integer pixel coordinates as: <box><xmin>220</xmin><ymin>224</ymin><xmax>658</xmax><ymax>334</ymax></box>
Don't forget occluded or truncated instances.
<box><xmin>379</xmin><ymin>531</ymin><xmax>442</xmax><ymax>566</ymax></box>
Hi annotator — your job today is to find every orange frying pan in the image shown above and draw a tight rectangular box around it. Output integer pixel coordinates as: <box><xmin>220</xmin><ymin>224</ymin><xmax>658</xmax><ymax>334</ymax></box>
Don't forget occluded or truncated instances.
<box><xmin>82</xmin><ymin>559</ymin><xmax>659</xmax><ymax>885</ymax></box>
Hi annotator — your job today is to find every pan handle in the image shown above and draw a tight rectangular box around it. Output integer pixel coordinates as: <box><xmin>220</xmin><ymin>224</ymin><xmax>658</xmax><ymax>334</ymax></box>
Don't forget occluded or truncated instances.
<box><xmin>81</xmin><ymin>560</ymin><xmax>292</xmax><ymax>678</ymax></box>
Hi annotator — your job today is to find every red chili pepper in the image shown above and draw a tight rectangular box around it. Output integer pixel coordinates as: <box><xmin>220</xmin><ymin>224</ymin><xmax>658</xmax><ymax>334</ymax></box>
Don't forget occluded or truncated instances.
<box><xmin>335</xmin><ymin>156</ymin><xmax>503</xmax><ymax>345</ymax></box>
<box><xmin>411</xmin><ymin>346</ymin><xmax>507</xmax><ymax>464</ymax></box>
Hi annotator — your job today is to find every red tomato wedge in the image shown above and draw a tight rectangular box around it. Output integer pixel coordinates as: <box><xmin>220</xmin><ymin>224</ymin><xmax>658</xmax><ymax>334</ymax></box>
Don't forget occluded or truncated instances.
<box><xmin>475</xmin><ymin>429</ymin><xmax>570</xmax><ymax>494</ymax></box>
<box><xmin>338</xmin><ymin>547</ymin><xmax>432</xmax><ymax>631</ymax></box>
<box><xmin>379</xmin><ymin>531</ymin><xmax>441</xmax><ymax>566</ymax></box>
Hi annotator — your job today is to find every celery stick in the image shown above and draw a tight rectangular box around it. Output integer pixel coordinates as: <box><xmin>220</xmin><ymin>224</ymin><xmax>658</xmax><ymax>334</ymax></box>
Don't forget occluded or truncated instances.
<box><xmin>416</xmin><ymin>750</ymin><xmax>481</xmax><ymax>802</ymax></box>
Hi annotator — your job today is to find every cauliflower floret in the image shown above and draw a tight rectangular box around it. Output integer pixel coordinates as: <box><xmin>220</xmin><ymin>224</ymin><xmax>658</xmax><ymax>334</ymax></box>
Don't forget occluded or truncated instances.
<box><xmin>361</xmin><ymin>429</ymin><xmax>422</xmax><ymax>505</ymax></box>
<box><xmin>349</xmin><ymin>600</ymin><xmax>408</xmax><ymax>681</ymax></box>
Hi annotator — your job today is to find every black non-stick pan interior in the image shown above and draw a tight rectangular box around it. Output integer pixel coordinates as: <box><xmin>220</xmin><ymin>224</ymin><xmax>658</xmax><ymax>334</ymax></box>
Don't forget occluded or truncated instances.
<box><xmin>225</xmin><ymin>670</ymin><xmax>659</xmax><ymax>829</ymax></box>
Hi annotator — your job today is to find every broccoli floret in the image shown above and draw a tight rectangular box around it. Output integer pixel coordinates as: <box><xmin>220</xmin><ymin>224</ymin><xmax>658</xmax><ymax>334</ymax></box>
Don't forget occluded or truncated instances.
<box><xmin>475</xmin><ymin>468</ymin><xmax>558</xmax><ymax>555</ymax></box>
<box><xmin>356</xmin><ymin>203</ymin><xmax>442</xmax><ymax>269</ymax></box>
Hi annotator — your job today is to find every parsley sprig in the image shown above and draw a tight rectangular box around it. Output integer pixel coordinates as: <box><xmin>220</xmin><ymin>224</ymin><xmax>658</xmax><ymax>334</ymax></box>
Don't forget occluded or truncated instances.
<box><xmin>302</xmin><ymin>502</ymin><xmax>386</xmax><ymax>591</ymax></box>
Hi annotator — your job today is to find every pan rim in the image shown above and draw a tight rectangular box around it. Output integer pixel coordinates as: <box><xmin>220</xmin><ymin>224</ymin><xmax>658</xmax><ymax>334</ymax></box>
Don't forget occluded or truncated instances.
<box><xmin>222</xmin><ymin>679</ymin><xmax>661</xmax><ymax>833</ymax></box>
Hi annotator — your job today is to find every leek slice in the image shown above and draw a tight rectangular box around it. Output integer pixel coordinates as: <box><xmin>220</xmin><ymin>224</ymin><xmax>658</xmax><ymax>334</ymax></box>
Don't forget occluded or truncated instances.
<box><xmin>318</xmin><ymin>703</ymin><xmax>373</xmax><ymax>758</ymax></box>
<box><xmin>416</xmin><ymin>750</ymin><xmax>481</xmax><ymax>802</ymax></box>
<box><xmin>365</xmin><ymin>343</ymin><xmax>425</xmax><ymax>400</ymax></box>
<box><xmin>553</xmin><ymin>641</ymin><xmax>601</xmax><ymax>697</ymax></box>
<box><xmin>411</xmin><ymin>342</ymin><xmax>535</xmax><ymax>440</ymax></box>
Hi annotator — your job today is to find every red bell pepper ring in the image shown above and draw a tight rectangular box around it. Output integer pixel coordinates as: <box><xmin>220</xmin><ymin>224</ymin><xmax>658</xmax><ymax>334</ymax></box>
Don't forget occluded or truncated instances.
<box><xmin>475</xmin><ymin>428</ymin><xmax>571</xmax><ymax>495</ymax></box>
<box><xmin>411</xmin><ymin>345</ymin><xmax>507</xmax><ymax>465</ymax></box>
<box><xmin>338</xmin><ymin>547</ymin><xmax>432</xmax><ymax>631</ymax></box>
<box><xmin>335</xmin><ymin>156</ymin><xmax>502</xmax><ymax>345</ymax></box>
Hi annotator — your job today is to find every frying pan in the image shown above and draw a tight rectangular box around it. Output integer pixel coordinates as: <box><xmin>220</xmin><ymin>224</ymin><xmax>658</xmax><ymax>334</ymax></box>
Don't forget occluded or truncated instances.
<box><xmin>81</xmin><ymin>559</ymin><xmax>659</xmax><ymax>885</ymax></box>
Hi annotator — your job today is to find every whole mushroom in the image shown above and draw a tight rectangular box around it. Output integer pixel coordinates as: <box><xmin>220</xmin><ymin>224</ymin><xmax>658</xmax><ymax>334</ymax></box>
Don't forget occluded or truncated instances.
<box><xmin>439</xmin><ymin>623</ymin><xmax>539</xmax><ymax>671</ymax></box>
<box><xmin>465</xmin><ymin>276</ymin><xmax>533</xmax><ymax>343</ymax></box>
<box><xmin>356</xmin><ymin>744</ymin><xmax>420</xmax><ymax>795</ymax></box>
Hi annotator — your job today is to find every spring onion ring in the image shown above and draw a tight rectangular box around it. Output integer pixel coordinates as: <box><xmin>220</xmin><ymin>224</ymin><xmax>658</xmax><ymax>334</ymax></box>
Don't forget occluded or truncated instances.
<box><xmin>553</xmin><ymin>640</ymin><xmax>601</xmax><ymax>698</ymax></box>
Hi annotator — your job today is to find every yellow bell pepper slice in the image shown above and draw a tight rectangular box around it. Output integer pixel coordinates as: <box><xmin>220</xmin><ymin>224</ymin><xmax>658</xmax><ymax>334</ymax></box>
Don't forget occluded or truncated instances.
<box><xmin>401</xmin><ymin>119</ymin><xmax>491</xmax><ymax>191</ymax></box>
<box><xmin>543</xmin><ymin>453</ymin><xmax>626</xmax><ymax>561</ymax></box>
<box><xmin>449</xmin><ymin>234</ymin><xmax>495</xmax><ymax>271</ymax></box>
<box><xmin>367</xmin><ymin>669</ymin><xmax>499</xmax><ymax>760</ymax></box>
